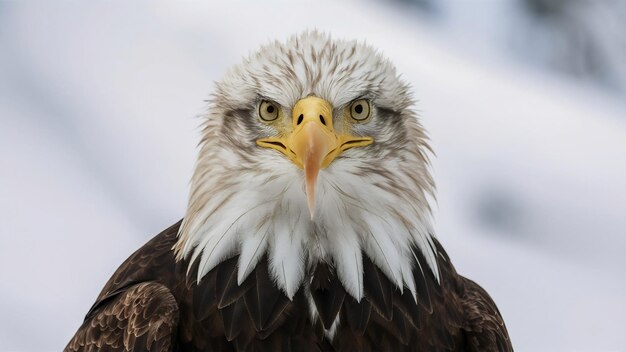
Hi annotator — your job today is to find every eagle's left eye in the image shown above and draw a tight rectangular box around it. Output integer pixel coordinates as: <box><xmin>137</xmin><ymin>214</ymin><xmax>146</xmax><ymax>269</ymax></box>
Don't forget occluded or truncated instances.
<box><xmin>349</xmin><ymin>99</ymin><xmax>371</xmax><ymax>122</ymax></box>
<box><xmin>259</xmin><ymin>100</ymin><xmax>279</xmax><ymax>122</ymax></box>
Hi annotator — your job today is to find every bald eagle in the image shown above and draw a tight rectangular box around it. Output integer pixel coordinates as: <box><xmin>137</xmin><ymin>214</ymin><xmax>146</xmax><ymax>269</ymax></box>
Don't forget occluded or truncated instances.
<box><xmin>66</xmin><ymin>32</ymin><xmax>512</xmax><ymax>351</ymax></box>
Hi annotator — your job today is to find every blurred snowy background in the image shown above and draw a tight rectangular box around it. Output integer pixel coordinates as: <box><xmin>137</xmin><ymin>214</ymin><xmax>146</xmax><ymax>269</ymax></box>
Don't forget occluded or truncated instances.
<box><xmin>1</xmin><ymin>1</ymin><xmax>625</xmax><ymax>351</ymax></box>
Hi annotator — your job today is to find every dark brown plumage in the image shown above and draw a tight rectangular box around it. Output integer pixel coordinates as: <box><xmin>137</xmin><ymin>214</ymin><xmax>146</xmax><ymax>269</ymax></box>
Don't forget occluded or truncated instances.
<box><xmin>65</xmin><ymin>221</ymin><xmax>512</xmax><ymax>351</ymax></box>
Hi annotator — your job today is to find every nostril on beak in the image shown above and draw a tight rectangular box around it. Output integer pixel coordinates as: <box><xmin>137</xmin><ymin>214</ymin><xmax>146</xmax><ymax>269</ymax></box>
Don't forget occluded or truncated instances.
<box><xmin>319</xmin><ymin>115</ymin><xmax>326</xmax><ymax>126</ymax></box>
<box><xmin>297</xmin><ymin>114</ymin><xmax>304</xmax><ymax>125</ymax></box>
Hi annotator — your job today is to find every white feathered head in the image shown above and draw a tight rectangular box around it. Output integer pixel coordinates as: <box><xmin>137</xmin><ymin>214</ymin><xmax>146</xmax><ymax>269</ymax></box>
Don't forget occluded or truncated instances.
<box><xmin>175</xmin><ymin>31</ymin><xmax>438</xmax><ymax>302</ymax></box>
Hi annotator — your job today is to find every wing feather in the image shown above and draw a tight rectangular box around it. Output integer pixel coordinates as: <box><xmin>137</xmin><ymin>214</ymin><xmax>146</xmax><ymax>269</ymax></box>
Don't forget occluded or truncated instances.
<box><xmin>216</xmin><ymin>255</ymin><xmax>254</xmax><ymax>309</ymax></box>
<box><xmin>243</xmin><ymin>257</ymin><xmax>291</xmax><ymax>333</ymax></box>
<box><xmin>65</xmin><ymin>283</ymin><xmax>178</xmax><ymax>352</ymax></box>
<box><xmin>310</xmin><ymin>263</ymin><xmax>347</xmax><ymax>329</ymax></box>
<box><xmin>410</xmin><ymin>245</ymin><xmax>433</xmax><ymax>313</ymax></box>
<box><xmin>220</xmin><ymin>299</ymin><xmax>247</xmax><ymax>341</ymax></box>
<box><xmin>362</xmin><ymin>255</ymin><xmax>394</xmax><ymax>321</ymax></box>
<box><xmin>343</xmin><ymin>295</ymin><xmax>372</xmax><ymax>334</ymax></box>
<box><xmin>461</xmin><ymin>277</ymin><xmax>514</xmax><ymax>352</ymax></box>
<box><xmin>393</xmin><ymin>288</ymin><xmax>422</xmax><ymax>331</ymax></box>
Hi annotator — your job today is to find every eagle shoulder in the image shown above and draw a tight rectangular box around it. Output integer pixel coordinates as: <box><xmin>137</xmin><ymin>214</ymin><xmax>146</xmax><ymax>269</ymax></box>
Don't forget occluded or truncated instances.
<box><xmin>459</xmin><ymin>277</ymin><xmax>513</xmax><ymax>352</ymax></box>
<box><xmin>65</xmin><ymin>222</ymin><xmax>183</xmax><ymax>352</ymax></box>
<box><xmin>64</xmin><ymin>282</ymin><xmax>179</xmax><ymax>352</ymax></box>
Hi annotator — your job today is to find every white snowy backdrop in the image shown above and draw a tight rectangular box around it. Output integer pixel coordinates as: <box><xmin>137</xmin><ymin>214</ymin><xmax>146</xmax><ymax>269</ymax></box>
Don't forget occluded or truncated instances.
<box><xmin>1</xmin><ymin>1</ymin><xmax>625</xmax><ymax>351</ymax></box>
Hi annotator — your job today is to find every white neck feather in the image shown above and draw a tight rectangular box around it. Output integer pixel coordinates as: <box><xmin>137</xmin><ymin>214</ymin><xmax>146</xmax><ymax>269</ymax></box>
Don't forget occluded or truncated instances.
<box><xmin>176</xmin><ymin>148</ymin><xmax>438</xmax><ymax>302</ymax></box>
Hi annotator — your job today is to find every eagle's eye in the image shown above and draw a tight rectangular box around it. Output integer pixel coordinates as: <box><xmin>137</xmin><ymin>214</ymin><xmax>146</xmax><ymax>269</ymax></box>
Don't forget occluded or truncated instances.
<box><xmin>259</xmin><ymin>100</ymin><xmax>280</xmax><ymax>122</ymax></box>
<box><xmin>349</xmin><ymin>99</ymin><xmax>371</xmax><ymax>122</ymax></box>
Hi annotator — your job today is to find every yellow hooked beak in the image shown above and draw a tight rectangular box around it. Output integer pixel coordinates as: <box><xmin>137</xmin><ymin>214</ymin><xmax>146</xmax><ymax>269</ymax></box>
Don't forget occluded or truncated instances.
<box><xmin>257</xmin><ymin>97</ymin><xmax>373</xmax><ymax>219</ymax></box>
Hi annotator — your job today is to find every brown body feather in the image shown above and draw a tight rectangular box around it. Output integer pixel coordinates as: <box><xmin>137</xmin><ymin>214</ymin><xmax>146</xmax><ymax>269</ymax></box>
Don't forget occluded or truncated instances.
<box><xmin>66</xmin><ymin>221</ymin><xmax>512</xmax><ymax>351</ymax></box>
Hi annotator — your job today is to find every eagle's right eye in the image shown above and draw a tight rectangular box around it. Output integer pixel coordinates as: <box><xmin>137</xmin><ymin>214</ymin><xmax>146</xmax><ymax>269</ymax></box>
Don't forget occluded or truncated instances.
<box><xmin>259</xmin><ymin>100</ymin><xmax>280</xmax><ymax>122</ymax></box>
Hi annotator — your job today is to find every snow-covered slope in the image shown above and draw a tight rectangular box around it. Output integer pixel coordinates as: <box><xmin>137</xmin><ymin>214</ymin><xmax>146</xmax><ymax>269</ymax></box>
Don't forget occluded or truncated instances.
<box><xmin>1</xmin><ymin>1</ymin><xmax>625</xmax><ymax>351</ymax></box>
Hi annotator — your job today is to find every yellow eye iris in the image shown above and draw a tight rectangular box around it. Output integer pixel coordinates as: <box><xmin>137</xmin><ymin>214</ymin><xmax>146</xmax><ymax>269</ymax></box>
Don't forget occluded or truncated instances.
<box><xmin>349</xmin><ymin>99</ymin><xmax>370</xmax><ymax>122</ymax></box>
<box><xmin>259</xmin><ymin>100</ymin><xmax>279</xmax><ymax>122</ymax></box>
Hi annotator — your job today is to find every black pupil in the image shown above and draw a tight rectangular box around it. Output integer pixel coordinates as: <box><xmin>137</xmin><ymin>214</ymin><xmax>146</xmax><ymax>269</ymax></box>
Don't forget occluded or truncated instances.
<box><xmin>354</xmin><ymin>104</ymin><xmax>363</xmax><ymax>114</ymax></box>
<box><xmin>266</xmin><ymin>105</ymin><xmax>275</xmax><ymax>114</ymax></box>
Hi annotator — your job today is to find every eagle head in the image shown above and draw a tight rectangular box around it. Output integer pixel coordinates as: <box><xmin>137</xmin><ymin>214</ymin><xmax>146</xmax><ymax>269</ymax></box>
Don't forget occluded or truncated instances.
<box><xmin>175</xmin><ymin>31</ymin><xmax>437</xmax><ymax>301</ymax></box>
